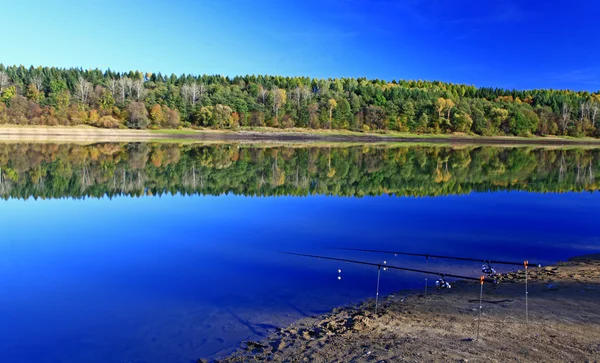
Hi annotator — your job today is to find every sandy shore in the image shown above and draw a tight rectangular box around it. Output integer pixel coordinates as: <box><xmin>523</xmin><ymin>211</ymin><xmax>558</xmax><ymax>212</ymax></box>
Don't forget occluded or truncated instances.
<box><xmin>0</xmin><ymin>126</ymin><xmax>166</xmax><ymax>142</ymax></box>
<box><xmin>2</xmin><ymin>126</ymin><xmax>600</xmax><ymax>145</ymax></box>
<box><xmin>207</xmin><ymin>256</ymin><xmax>600</xmax><ymax>362</ymax></box>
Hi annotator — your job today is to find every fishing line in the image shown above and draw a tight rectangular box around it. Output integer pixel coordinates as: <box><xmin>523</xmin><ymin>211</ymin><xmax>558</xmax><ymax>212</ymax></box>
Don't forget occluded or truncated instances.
<box><xmin>330</xmin><ymin>247</ymin><xmax>542</xmax><ymax>267</ymax></box>
<box><xmin>281</xmin><ymin>252</ymin><xmax>496</xmax><ymax>283</ymax></box>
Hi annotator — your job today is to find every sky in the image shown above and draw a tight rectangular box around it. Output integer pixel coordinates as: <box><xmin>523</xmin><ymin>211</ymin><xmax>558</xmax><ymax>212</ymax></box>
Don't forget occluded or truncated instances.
<box><xmin>2</xmin><ymin>0</ymin><xmax>600</xmax><ymax>91</ymax></box>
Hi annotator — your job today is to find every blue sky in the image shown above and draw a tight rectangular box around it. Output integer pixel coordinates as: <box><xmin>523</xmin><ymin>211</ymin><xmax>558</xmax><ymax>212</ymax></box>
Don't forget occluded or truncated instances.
<box><xmin>3</xmin><ymin>0</ymin><xmax>600</xmax><ymax>90</ymax></box>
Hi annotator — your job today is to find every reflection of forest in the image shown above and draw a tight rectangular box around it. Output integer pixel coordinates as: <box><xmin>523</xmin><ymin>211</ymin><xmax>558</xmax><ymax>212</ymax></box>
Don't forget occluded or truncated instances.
<box><xmin>0</xmin><ymin>143</ymin><xmax>597</xmax><ymax>199</ymax></box>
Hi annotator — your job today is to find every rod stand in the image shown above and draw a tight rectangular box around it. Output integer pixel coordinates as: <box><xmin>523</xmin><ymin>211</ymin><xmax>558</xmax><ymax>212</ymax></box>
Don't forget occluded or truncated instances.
<box><xmin>424</xmin><ymin>255</ymin><xmax>429</xmax><ymax>304</ymax></box>
<box><xmin>476</xmin><ymin>275</ymin><xmax>484</xmax><ymax>341</ymax></box>
<box><xmin>375</xmin><ymin>264</ymin><xmax>381</xmax><ymax>313</ymax></box>
<box><xmin>525</xmin><ymin>260</ymin><xmax>529</xmax><ymax>324</ymax></box>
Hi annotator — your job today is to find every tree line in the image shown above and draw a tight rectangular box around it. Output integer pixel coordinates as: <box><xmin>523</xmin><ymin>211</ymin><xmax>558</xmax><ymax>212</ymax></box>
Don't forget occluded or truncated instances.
<box><xmin>0</xmin><ymin>64</ymin><xmax>599</xmax><ymax>137</ymax></box>
<box><xmin>0</xmin><ymin>142</ymin><xmax>597</xmax><ymax>200</ymax></box>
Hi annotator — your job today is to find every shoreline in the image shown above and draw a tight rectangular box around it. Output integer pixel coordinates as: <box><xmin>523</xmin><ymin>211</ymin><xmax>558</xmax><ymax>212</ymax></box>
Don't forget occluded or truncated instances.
<box><xmin>1</xmin><ymin>126</ymin><xmax>600</xmax><ymax>146</ymax></box>
<box><xmin>208</xmin><ymin>255</ymin><xmax>600</xmax><ymax>362</ymax></box>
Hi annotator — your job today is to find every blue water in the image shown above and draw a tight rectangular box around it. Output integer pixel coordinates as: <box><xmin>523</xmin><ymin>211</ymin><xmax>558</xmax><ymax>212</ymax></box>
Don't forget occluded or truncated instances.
<box><xmin>0</xmin><ymin>191</ymin><xmax>598</xmax><ymax>362</ymax></box>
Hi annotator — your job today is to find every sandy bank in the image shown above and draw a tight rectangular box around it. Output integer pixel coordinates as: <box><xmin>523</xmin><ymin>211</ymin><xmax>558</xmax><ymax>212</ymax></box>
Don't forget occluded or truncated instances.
<box><xmin>0</xmin><ymin>126</ymin><xmax>164</xmax><ymax>142</ymax></box>
<box><xmin>2</xmin><ymin>126</ymin><xmax>600</xmax><ymax>146</ymax></box>
<box><xmin>209</xmin><ymin>257</ymin><xmax>600</xmax><ymax>362</ymax></box>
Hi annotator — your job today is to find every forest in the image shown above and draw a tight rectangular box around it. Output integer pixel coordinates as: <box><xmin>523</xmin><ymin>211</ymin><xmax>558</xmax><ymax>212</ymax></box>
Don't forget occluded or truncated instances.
<box><xmin>0</xmin><ymin>64</ymin><xmax>599</xmax><ymax>137</ymax></box>
<box><xmin>0</xmin><ymin>142</ymin><xmax>597</xmax><ymax>200</ymax></box>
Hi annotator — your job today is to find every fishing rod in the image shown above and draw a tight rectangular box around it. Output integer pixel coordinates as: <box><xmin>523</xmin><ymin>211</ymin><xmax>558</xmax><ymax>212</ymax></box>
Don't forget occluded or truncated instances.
<box><xmin>281</xmin><ymin>252</ymin><xmax>496</xmax><ymax>283</ymax></box>
<box><xmin>330</xmin><ymin>247</ymin><xmax>542</xmax><ymax>267</ymax></box>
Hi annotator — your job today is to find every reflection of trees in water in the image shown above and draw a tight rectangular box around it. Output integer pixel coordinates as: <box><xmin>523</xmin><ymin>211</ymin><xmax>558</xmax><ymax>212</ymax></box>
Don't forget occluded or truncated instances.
<box><xmin>0</xmin><ymin>143</ymin><xmax>598</xmax><ymax>199</ymax></box>
<box><xmin>557</xmin><ymin>150</ymin><xmax>596</xmax><ymax>186</ymax></box>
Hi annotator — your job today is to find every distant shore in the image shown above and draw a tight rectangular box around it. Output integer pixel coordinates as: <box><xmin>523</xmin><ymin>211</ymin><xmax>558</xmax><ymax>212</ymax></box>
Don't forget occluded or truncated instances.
<box><xmin>210</xmin><ymin>255</ymin><xmax>600</xmax><ymax>362</ymax></box>
<box><xmin>2</xmin><ymin>126</ymin><xmax>600</xmax><ymax>145</ymax></box>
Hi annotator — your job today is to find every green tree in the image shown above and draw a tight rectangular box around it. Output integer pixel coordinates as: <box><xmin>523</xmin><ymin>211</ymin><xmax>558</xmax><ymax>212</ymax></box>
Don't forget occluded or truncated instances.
<box><xmin>415</xmin><ymin>112</ymin><xmax>429</xmax><ymax>132</ymax></box>
<box><xmin>194</xmin><ymin>106</ymin><xmax>213</xmax><ymax>126</ymax></box>
<box><xmin>453</xmin><ymin>111</ymin><xmax>473</xmax><ymax>133</ymax></box>
<box><xmin>1</xmin><ymin>86</ymin><xmax>16</xmax><ymax>105</ymax></box>
<box><xmin>333</xmin><ymin>98</ymin><xmax>352</xmax><ymax>129</ymax></box>
<box><xmin>327</xmin><ymin>98</ymin><xmax>337</xmax><ymax>129</ymax></box>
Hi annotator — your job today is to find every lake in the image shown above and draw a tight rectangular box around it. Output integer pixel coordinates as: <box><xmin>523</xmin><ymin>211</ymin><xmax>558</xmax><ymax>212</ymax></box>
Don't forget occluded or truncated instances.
<box><xmin>0</xmin><ymin>142</ymin><xmax>598</xmax><ymax>362</ymax></box>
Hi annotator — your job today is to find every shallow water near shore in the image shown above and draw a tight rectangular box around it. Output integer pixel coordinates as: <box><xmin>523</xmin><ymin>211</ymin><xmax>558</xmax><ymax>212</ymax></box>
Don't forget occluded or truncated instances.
<box><xmin>0</xmin><ymin>142</ymin><xmax>599</xmax><ymax>362</ymax></box>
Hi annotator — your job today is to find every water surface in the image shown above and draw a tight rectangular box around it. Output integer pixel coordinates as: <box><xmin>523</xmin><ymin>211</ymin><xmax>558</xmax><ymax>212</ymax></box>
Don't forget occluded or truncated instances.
<box><xmin>0</xmin><ymin>142</ymin><xmax>598</xmax><ymax>362</ymax></box>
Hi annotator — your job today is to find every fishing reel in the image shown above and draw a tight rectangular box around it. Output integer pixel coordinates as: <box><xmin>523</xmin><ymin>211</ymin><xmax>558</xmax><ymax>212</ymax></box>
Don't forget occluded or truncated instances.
<box><xmin>435</xmin><ymin>276</ymin><xmax>451</xmax><ymax>290</ymax></box>
<box><xmin>481</xmin><ymin>262</ymin><xmax>497</xmax><ymax>276</ymax></box>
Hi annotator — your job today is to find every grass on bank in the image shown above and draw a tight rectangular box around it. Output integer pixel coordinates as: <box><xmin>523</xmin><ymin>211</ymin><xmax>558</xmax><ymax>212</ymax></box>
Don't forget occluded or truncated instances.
<box><xmin>150</xmin><ymin>126</ymin><xmax>600</xmax><ymax>142</ymax></box>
